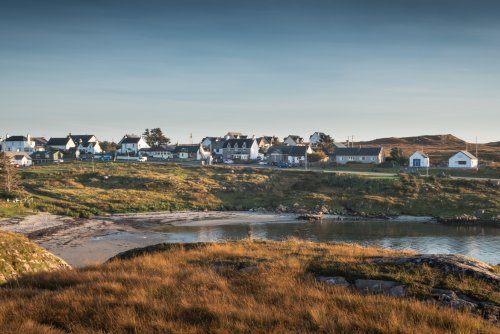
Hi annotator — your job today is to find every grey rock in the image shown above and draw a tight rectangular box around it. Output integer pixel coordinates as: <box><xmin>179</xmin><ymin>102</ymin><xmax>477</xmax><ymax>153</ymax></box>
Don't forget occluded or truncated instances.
<box><xmin>388</xmin><ymin>285</ymin><xmax>407</xmax><ymax>297</ymax></box>
<box><xmin>355</xmin><ymin>279</ymin><xmax>398</xmax><ymax>293</ymax></box>
<box><xmin>239</xmin><ymin>266</ymin><xmax>259</xmax><ymax>273</ymax></box>
<box><xmin>317</xmin><ymin>276</ymin><xmax>351</xmax><ymax>287</ymax></box>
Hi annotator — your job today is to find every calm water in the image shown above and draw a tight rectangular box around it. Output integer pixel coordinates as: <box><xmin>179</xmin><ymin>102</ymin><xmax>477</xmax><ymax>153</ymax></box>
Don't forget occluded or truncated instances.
<box><xmin>142</xmin><ymin>220</ymin><xmax>500</xmax><ymax>264</ymax></box>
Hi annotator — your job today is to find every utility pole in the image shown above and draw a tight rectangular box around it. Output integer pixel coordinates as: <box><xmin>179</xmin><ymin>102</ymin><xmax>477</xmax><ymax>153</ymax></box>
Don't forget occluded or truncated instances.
<box><xmin>476</xmin><ymin>136</ymin><xmax>479</xmax><ymax>171</ymax></box>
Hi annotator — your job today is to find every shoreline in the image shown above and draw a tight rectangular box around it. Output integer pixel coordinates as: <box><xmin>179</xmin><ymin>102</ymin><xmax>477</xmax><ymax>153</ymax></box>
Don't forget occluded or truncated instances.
<box><xmin>0</xmin><ymin>211</ymin><xmax>496</xmax><ymax>267</ymax></box>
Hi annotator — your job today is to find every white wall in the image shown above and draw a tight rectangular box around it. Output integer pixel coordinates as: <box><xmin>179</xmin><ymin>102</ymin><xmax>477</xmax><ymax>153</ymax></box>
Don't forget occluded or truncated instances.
<box><xmin>448</xmin><ymin>152</ymin><xmax>478</xmax><ymax>168</ymax></box>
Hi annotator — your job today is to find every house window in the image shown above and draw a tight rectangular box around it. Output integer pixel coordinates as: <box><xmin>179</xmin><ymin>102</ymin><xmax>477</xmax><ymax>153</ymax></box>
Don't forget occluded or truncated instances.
<box><xmin>361</xmin><ymin>157</ymin><xmax>365</xmax><ymax>161</ymax></box>
<box><xmin>458</xmin><ymin>161</ymin><xmax>467</xmax><ymax>165</ymax></box>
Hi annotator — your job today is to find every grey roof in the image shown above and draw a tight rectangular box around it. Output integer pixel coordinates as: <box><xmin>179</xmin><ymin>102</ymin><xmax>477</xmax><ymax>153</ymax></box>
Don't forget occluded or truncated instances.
<box><xmin>173</xmin><ymin>145</ymin><xmax>200</xmax><ymax>154</ymax></box>
<box><xmin>334</xmin><ymin>147</ymin><xmax>383</xmax><ymax>156</ymax></box>
<box><xmin>120</xmin><ymin>136</ymin><xmax>142</xmax><ymax>144</ymax></box>
<box><xmin>32</xmin><ymin>137</ymin><xmax>48</xmax><ymax>146</ymax></box>
<box><xmin>142</xmin><ymin>145</ymin><xmax>176</xmax><ymax>152</ymax></box>
<box><xmin>267</xmin><ymin>145</ymin><xmax>310</xmax><ymax>157</ymax></box>
<box><xmin>71</xmin><ymin>135</ymin><xmax>96</xmax><ymax>145</ymax></box>
<box><xmin>454</xmin><ymin>151</ymin><xmax>477</xmax><ymax>160</ymax></box>
<box><xmin>222</xmin><ymin>138</ymin><xmax>255</xmax><ymax>148</ymax></box>
<box><xmin>47</xmin><ymin>137</ymin><xmax>73</xmax><ymax>146</ymax></box>
<box><xmin>5</xmin><ymin>136</ymin><xmax>28</xmax><ymax>142</ymax></box>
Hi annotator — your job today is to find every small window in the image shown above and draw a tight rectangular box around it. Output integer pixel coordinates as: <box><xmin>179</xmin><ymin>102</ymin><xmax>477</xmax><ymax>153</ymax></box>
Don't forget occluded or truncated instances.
<box><xmin>458</xmin><ymin>161</ymin><xmax>467</xmax><ymax>165</ymax></box>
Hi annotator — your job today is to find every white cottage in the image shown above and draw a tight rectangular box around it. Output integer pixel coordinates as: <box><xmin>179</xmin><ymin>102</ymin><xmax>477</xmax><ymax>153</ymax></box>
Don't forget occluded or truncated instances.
<box><xmin>448</xmin><ymin>151</ymin><xmax>478</xmax><ymax>169</ymax></box>
<box><xmin>118</xmin><ymin>135</ymin><xmax>150</xmax><ymax>154</ymax></box>
<box><xmin>46</xmin><ymin>137</ymin><xmax>76</xmax><ymax>151</ymax></box>
<box><xmin>5</xmin><ymin>152</ymin><xmax>32</xmax><ymax>167</ymax></box>
<box><xmin>409</xmin><ymin>151</ymin><xmax>430</xmax><ymax>168</ymax></box>
<box><xmin>283</xmin><ymin>135</ymin><xmax>305</xmax><ymax>146</ymax></box>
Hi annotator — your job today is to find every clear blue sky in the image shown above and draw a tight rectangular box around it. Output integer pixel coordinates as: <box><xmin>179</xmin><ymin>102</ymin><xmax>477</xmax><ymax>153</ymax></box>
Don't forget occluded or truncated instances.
<box><xmin>1</xmin><ymin>0</ymin><xmax>499</xmax><ymax>143</ymax></box>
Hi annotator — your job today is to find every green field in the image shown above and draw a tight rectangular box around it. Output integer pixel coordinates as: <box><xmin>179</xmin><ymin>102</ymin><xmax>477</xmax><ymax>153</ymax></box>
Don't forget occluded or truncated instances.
<box><xmin>0</xmin><ymin>162</ymin><xmax>498</xmax><ymax>221</ymax></box>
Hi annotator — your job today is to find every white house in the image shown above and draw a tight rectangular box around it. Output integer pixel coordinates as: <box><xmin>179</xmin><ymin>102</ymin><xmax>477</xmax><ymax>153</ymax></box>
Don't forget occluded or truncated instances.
<box><xmin>46</xmin><ymin>137</ymin><xmax>76</xmax><ymax>151</ymax></box>
<box><xmin>3</xmin><ymin>135</ymin><xmax>36</xmax><ymax>153</ymax></box>
<box><xmin>283</xmin><ymin>135</ymin><xmax>305</xmax><ymax>146</ymax></box>
<box><xmin>118</xmin><ymin>135</ymin><xmax>150</xmax><ymax>154</ymax></box>
<box><xmin>143</xmin><ymin>145</ymin><xmax>175</xmax><ymax>159</ymax></box>
<box><xmin>71</xmin><ymin>135</ymin><xmax>102</xmax><ymax>154</ymax></box>
<box><xmin>409</xmin><ymin>151</ymin><xmax>430</xmax><ymax>168</ymax></box>
<box><xmin>448</xmin><ymin>151</ymin><xmax>478</xmax><ymax>169</ymax></box>
<box><xmin>309</xmin><ymin>132</ymin><xmax>327</xmax><ymax>146</ymax></box>
<box><xmin>222</xmin><ymin>138</ymin><xmax>259</xmax><ymax>160</ymax></box>
<box><xmin>172</xmin><ymin>145</ymin><xmax>205</xmax><ymax>160</ymax></box>
<box><xmin>5</xmin><ymin>152</ymin><xmax>32</xmax><ymax>167</ymax></box>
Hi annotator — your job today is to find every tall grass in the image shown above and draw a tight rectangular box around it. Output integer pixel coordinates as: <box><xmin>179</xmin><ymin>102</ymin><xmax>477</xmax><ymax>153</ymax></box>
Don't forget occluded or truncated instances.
<box><xmin>0</xmin><ymin>240</ymin><xmax>497</xmax><ymax>333</ymax></box>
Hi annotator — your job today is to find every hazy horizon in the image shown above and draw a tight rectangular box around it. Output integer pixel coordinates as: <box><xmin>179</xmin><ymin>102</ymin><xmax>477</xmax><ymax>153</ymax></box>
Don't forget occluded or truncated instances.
<box><xmin>1</xmin><ymin>0</ymin><xmax>499</xmax><ymax>143</ymax></box>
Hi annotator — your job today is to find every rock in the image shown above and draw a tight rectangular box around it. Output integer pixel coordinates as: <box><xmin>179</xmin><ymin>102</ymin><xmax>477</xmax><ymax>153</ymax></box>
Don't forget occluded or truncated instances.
<box><xmin>276</xmin><ymin>204</ymin><xmax>288</xmax><ymax>213</ymax></box>
<box><xmin>371</xmin><ymin>254</ymin><xmax>499</xmax><ymax>283</ymax></box>
<box><xmin>354</xmin><ymin>279</ymin><xmax>399</xmax><ymax>293</ymax></box>
<box><xmin>317</xmin><ymin>276</ymin><xmax>351</xmax><ymax>287</ymax></box>
<box><xmin>239</xmin><ymin>266</ymin><xmax>259</xmax><ymax>273</ymax></box>
<box><xmin>388</xmin><ymin>285</ymin><xmax>407</xmax><ymax>297</ymax></box>
<box><xmin>298</xmin><ymin>213</ymin><xmax>323</xmax><ymax>221</ymax></box>
<box><xmin>432</xmin><ymin>289</ymin><xmax>477</xmax><ymax>311</ymax></box>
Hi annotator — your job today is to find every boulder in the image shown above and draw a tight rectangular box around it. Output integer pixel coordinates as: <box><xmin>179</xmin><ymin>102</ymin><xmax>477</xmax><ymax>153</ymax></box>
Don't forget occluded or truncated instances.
<box><xmin>317</xmin><ymin>276</ymin><xmax>351</xmax><ymax>287</ymax></box>
<box><xmin>354</xmin><ymin>279</ymin><xmax>399</xmax><ymax>293</ymax></box>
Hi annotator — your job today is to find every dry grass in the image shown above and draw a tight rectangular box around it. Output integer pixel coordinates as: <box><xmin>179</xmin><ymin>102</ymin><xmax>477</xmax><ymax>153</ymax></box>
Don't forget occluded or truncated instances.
<box><xmin>0</xmin><ymin>240</ymin><xmax>497</xmax><ymax>333</ymax></box>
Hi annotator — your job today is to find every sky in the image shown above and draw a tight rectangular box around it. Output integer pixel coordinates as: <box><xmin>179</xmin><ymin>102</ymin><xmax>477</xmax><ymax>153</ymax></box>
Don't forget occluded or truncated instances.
<box><xmin>1</xmin><ymin>0</ymin><xmax>499</xmax><ymax>143</ymax></box>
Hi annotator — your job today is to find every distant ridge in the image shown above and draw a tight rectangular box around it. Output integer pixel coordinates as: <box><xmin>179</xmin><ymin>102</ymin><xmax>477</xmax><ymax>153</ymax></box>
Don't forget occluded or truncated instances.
<box><xmin>359</xmin><ymin>134</ymin><xmax>466</xmax><ymax>146</ymax></box>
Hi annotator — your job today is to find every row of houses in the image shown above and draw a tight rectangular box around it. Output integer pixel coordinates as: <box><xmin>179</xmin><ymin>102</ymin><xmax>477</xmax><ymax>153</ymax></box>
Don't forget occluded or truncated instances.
<box><xmin>0</xmin><ymin>132</ymin><xmax>480</xmax><ymax>169</ymax></box>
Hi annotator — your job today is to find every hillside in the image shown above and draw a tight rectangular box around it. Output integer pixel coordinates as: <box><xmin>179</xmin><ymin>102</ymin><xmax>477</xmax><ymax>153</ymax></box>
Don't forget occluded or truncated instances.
<box><xmin>357</xmin><ymin>134</ymin><xmax>499</xmax><ymax>165</ymax></box>
<box><xmin>0</xmin><ymin>162</ymin><xmax>498</xmax><ymax>221</ymax></box>
<box><xmin>0</xmin><ymin>240</ymin><xmax>498</xmax><ymax>333</ymax></box>
<box><xmin>0</xmin><ymin>231</ymin><xmax>70</xmax><ymax>283</ymax></box>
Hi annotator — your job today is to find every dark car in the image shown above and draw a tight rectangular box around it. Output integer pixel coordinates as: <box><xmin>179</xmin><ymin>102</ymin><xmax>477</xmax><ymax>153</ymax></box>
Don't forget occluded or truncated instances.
<box><xmin>277</xmin><ymin>162</ymin><xmax>291</xmax><ymax>168</ymax></box>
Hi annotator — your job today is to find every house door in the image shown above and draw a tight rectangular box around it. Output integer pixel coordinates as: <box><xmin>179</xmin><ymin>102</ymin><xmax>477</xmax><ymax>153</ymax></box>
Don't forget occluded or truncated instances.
<box><xmin>413</xmin><ymin>159</ymin><xmax>420</xmax><ymax>167</ymax></box>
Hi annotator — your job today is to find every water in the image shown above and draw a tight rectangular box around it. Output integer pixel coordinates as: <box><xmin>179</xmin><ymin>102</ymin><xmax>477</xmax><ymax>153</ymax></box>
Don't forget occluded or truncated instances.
<box><xmin>141</xmin><ymin>219</ymin><xmax>500</xmax><ymax>264</ymax></box>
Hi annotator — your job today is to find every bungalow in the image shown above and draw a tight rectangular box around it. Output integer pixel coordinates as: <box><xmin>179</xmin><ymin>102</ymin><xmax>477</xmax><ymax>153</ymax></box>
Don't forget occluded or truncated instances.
<box><xmin>409</xmin><ymin>151</ymin><xmax>430</xmax><ymax>168</ymax></box>
<box><xmin>283</xmin><ymin>135</ymin><xmax>305</xmax><ymax>146</ymax></box>
<box><xmin>173</xmin><ymin>144</ymin><xmax>206</xmax><ymax>160</ymax></box>
<box><xmin>5</xmin><ymin>152</ymin><xmax>32</xmax><ymax>166</ymax></box>
<box><xmin>31</xmin><ymin>150</ymin><xmax>65</xmax><ymax>164</ymax></box>
<box><xmin>142</xmin><ymin>145</ymin><xmax>176</xmax><ymax>159</ymax></box>
<box><xmin>46</xmin><ymin>137</ymin><xmax>76</xmax><ymax>151</ymax></box>
<box><xmin>70</xmin><ymin>135</ymin><xmax>102</xmax><ymax>155</ymax></box>
<box><xmin>3</xmin><ymin>134</ymin><xmax>36</xmax><ymax>152</ymax></box>
<box><xmin>222</xmin><ymin>138</ymin><xmax>259</xmax><ymax>160</ymax></box>
<box><xmin>267</xmin><ymin>145</ymin><xmax>313</xmax><ymax>165</ymax></box>
<box><xmin>118</xmin><ymin>135</ymin><xmax>150</xmax><ymax>154</ymax></box>
<box><xmin>334</xmin><ymin>147</ymin><xmax>384</xmax><ymax>164</ymax></box>
<box><xmin>448</xmin><ymin>151</ymin><xmax>478</xmax><ymax>169</ymax></box>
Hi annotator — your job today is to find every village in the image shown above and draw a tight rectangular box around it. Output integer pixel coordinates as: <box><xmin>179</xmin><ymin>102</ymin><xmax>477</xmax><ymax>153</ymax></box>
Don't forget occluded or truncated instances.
<box><xmin>0</xmin><ymin>131</ymin><xmax>480</xmax><ymax>171</ymax></box>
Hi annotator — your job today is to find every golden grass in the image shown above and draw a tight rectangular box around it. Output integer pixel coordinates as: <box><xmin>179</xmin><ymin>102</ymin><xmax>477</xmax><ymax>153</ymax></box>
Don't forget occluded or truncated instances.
<box><xmin>0</xmin><ymin>240</ymin><xmax>497</xmax><ymax>333</ymax></box>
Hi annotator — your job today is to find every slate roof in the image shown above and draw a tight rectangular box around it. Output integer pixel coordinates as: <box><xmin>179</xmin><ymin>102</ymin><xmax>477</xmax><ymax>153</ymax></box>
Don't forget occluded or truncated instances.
<box><xmin>222</xmin><ymin>139</ymin><xmax>256</xmax><ymax>148</ymax></box>
<box><xmin>71</xmin><ymin>135</ymin><xmax>96</xmax><ymax>146</ymax></box>
<box><xmin>32</xmin><ymin>137</ymin><xmax>48</xmax><ymax>146</ymax></box>
<box><xmin>334</xmin><ymin>147</ymin><xmax>383</xmax><ymax>156</ymax></box>
<box><xmin>47</xmin><ymin>137</ymin><xmax>73</xmax><ymax>146</ymax></box>
<box><xmin>142</xmin><ymin>145</ymin><xmax>176</xmax><ymax>152</ymax></box>
<box><xmin>5</xmin><ymin>152</ymin><xmax>31</xmax><ymax>159</ymax></box>
<box><xmin>173</xmin><ymin>145</ymin><xmax>200</xmax><ymax>154</ymax></box>
<box><xmin>120</xmin><ymin>136</ymin><xmax>142</xmax><ymax>144</ymax></box>
<box><xmin>5</xmin><ymin>136</ymin><xmax>28</xmax><ymax>142</ymax></box>
<box><xmin>267</xmin><ymin>145</ymin><xmax>310</xmax><ymax>157</ymax></box>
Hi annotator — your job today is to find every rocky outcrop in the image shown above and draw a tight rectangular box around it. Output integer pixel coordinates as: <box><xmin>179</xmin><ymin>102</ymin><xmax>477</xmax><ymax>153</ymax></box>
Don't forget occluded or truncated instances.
<box><xmin>0</xmin><ymin>231</ymin><xmax>70</xmax><ymax>284</ymax></box>
<box><xmin>370</xmin><ymin>254</ymin><xmax>500</xmax><ymax>283</ymax></box>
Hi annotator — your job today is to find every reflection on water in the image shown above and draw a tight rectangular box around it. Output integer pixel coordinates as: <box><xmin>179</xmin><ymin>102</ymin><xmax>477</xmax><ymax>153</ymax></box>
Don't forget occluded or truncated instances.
<box><xmin>159</xmin><ymin>220</ymin><xmax>500</xmax><ymax>264</ymax></box>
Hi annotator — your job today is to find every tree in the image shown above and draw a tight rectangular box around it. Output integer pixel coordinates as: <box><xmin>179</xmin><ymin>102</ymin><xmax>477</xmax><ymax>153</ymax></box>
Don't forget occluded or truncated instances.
<box><xmin>390</xmin><ymin>147</ymin><xmax>408</xmax><ymax>166</ymax></box>
<box><xmin>143</xmin><ymin>128</ymin><xmax>170</xmax><ymax>148</ymax></box>
<box><xmin>0</xmin><ymin>153</ymin><xmax>20</xmax><ymax>196</ymax></box>
<box><xmin>307</xmin><ymin>151</ymin><xmax>327</xmax><ymax>163</ymax></box>
<box><xmin>100</xmin><ymin>141</ymin><xmax>118</xmax><ymax>153</ymax></box>
<box><xmin>317</xmin><ymin>134</ymin><xmax>335</xmax><ymax>155</ymax></box>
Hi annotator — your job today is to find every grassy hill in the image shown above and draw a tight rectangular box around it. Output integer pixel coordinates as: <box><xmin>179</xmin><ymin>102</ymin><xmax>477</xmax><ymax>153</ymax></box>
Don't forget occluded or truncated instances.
<box><xmin>358</xmin><ymin>134</ymin><xmax>500</xmax><ymax>166</ymax></box>
<box><xmin>0</xmin><ymin>230</ymin><xmax>69</xmax><ymax>283</ymax></box>
<box><xmin>0</xmin><ymin>240</ymin><xmax>497</xmax><ymax>333</ymax></box>
<box><xmin>0</xmin><ymin>162</ymin><xmax>498</xmax><ymax>221</ymax></box>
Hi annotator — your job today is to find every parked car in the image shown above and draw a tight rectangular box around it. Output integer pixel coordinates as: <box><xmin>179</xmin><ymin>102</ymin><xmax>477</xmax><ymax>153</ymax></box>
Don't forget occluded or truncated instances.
<box><xmin>223</xmin><ymin>159</ymin><xmax>234</xmax><ymax>164</ymax></box>
<box><xmin>99</xmin><ymin>155</ymin><xmax>112</xmax><ymax>161</ymax></box>
<box><xmin>138</xmin><ymin>156</ymin><xmax>148</xmax><ymax>162</ymax></box>
<box><xmin>278</xmin><ymin>162</ymin><xmax>291</xmax><ymax>168</ymax></box>
<box><xmin>54</xmin><ymin>159</ymin><xmax>64</xmax><ymax>164</ymax></box>
<box><xmin>258</xmin><ymin>161</ymin><xmax>267</xmax><ymax>165</ymax></box>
